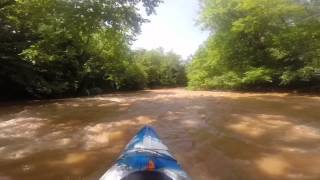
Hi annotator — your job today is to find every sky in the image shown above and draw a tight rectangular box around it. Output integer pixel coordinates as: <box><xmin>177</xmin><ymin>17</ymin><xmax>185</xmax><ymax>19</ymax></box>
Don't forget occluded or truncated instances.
<box><xmin>132</xmin><ymin>0</ymin><xmax>210</xmax><ymax>59</ymax></box>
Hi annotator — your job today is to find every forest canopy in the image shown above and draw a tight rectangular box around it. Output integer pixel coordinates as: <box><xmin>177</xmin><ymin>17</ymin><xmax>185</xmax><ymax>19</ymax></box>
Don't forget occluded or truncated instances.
<box><xmin>187</xmin><ymin>0</ymin><xmax>320</xmax><ymax>90</ymax></box>
<box><xmin>0</xmin><ymin>0</ymin><xmax>187</xmax><ymax>99</ymax></box>
<box><xmin>1</xmin><ymin>0</ymin><xmax>319</xmax><ymax>100</ymax></box>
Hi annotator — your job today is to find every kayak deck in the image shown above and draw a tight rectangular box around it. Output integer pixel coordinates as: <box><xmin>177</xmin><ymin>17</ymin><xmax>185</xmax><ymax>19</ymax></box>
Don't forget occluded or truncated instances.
<box><xmin>100</xmin><ymin>126</ymin><xmax>191</xmax><ymax>180</ymax></box>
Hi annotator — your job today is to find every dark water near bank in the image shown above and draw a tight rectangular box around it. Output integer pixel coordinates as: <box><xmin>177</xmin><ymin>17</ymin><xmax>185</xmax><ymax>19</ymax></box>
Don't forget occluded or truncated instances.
<box><xmin>0</xmin><ymin>89</ymin><xmax>320</xmax><ymax>180</ymax></box>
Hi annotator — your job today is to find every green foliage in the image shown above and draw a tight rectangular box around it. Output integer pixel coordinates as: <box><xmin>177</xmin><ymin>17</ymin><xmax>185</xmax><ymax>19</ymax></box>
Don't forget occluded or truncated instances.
<box><xmin>117</xmin><ymin>62</ymin><xmax>148</xmax><ymax>90</ymax></box>
<box><xmin>188</xmin><ymin>0</ymin><xmax>320</xmax><ymax>90</ymax></box>
<box><xmin>201</xmin><ymin>72</ymin><xmax>241</xmax><ymax>90</ymax></box>
<box><xmin>0</xmin><ymin>0</ymin><xmax>162</xmax><ymax>99</ymax></box>
<box><xmin>134</xmin><ymin>48</ymin><xmax>187</xmax><ymax>87</ymax></box>
<box><xmin>242</xmin><ymin>68</ymin><xmax>273</xmax><ymax>85</ymax></box>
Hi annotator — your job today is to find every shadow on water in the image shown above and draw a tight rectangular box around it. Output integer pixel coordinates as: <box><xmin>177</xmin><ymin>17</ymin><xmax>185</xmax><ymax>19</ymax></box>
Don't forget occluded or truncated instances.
<box><xmin>0</xmin><ymin>89</ymin><xmax>320</xmax><ymax>180</ymax></box>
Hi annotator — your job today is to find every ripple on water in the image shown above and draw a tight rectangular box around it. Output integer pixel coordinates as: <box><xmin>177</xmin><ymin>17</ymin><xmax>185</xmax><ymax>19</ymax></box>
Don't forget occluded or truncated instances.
<box><xmin>0</xmin><ymin>89</ymin><xmax>320</xmax><ymax>180</ymax></box>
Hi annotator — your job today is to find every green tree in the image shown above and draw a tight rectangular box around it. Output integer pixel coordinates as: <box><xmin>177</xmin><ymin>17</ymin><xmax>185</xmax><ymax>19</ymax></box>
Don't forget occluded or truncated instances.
<box><xmin>134</xmin><ymin>48</ymin><xmax>187</xmax><ymax>87</ymax></box>
<box><xmin>0</xmin><ymin>0</ymin><xmax>161</xmax><ymax>99</ymax></box>
<box><xmin>188</xmin><ymin>0</ymin><xmax>320</xmax><ymax>90</ymax></box>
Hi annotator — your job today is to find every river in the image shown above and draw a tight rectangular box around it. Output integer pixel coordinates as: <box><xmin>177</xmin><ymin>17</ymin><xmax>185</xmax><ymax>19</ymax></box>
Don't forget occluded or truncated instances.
<box><xmin>0</xmin><ymin>88</ymin><xmax>320</xmax><ymax>180</ymax></box>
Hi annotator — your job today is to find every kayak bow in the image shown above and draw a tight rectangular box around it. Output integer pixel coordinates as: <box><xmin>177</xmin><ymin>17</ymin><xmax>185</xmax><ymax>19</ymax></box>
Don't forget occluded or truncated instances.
<box><xmin>100</xmin><ymin>126</ymin><xmax>191</xmax><ymax>180</ymax></box>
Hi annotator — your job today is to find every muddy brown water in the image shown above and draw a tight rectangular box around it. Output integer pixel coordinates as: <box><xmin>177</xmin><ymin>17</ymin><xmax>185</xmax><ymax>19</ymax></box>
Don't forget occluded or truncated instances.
<box><xmin>0</xmin><ymin>89</ymin><xmax>320</xmax><ymax>180</ymax></box>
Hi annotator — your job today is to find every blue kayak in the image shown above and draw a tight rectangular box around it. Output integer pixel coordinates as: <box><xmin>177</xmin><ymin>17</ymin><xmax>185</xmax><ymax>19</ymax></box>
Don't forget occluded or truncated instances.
<box><xmin>100</xmin><ymin>126</ymin><xmax>191</xmax><ymax>180</ymax></box>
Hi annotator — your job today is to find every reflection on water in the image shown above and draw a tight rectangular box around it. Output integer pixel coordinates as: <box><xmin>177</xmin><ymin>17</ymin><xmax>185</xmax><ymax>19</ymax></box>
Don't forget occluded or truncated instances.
<box><xmin>0</xmin><ymin>89</ymin><xmax>320</xmax><ymax>180</ymax></box>
<box><xmin>256</xmin><ymin>155</ymin><xmax>290</xmax><ymax>176</ymax></box>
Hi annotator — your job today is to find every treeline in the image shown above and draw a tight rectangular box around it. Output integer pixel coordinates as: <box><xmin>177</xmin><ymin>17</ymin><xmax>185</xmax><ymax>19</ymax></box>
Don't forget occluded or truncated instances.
<box><xmin>134</xmin><ymin>48</ymin><xmax>187</xmax><ymax>88</ymax></box>
<box><xmin>0</xmin><ymin>0</ymin><xmax>186</xmax><ymax>100</ymax></box>
<box><xmin>187</xmin><ymin>0</ymin><xmax>320</xmax><ymax>91</ymax></box>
